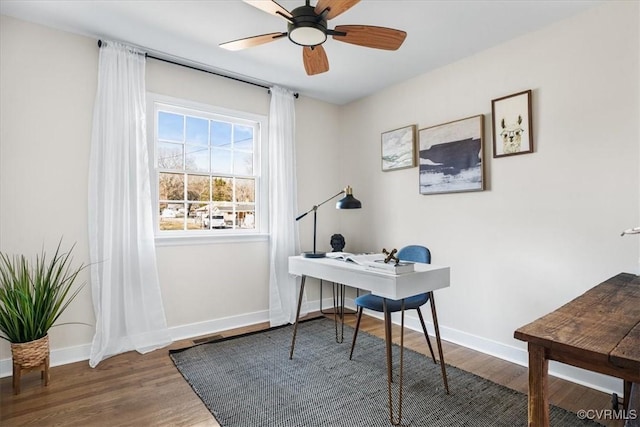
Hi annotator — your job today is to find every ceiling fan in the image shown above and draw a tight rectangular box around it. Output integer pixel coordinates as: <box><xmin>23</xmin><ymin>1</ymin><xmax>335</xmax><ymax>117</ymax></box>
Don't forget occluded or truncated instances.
<box><xmin>219</xmin><ymin>0</ymin><xmax>407</xmax><ymax>76</ymax></box>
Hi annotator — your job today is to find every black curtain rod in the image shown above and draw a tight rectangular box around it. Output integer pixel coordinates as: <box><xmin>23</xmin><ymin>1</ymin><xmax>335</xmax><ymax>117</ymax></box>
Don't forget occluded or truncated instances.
<box><xmin>97</xmin><ymin>40</ymin><xmax>298</xmax><ymax>98</ymax></box>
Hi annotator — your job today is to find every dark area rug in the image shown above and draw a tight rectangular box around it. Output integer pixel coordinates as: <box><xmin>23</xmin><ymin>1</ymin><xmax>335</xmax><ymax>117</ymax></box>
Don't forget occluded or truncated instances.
<box><xmin>170</xmin><ymin>317</ymin><xmax>601</xmax><ymax>427</ymax></box>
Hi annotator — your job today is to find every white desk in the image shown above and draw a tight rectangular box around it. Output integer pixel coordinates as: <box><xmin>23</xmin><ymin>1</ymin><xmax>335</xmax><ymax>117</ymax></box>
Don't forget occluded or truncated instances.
<box><xmin>288</xmin><ymin>255</ymin><xmax>451</xmax><ymax>425</ymax></box>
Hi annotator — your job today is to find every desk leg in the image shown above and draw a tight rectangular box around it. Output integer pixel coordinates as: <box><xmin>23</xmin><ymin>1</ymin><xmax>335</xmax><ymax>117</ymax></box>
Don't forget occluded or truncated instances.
<box><xmin>289</xmin><ymin>275</ymin><xmax>307</xmax><ymax>360</ymax></box>
<box><xmin>623</xmin><ymin>380</ymin><xmax>631</xmax><ymax>411</ymax></box>
<box><xmin>528</xmin><ymin>343</ymin><xmax>549</xmax><ymax>427</ymax></box>
<box><xmin>384</xmin><ymin>299</ymin><xmax>393</xmax><ymax>381</ymax></box>
<box><xmin>384</xmin><ymin>298</ymin><xmax>405</xmax><ymax>426</ymax></box>
<box><xmin>320</xmin><ymin>281</ymin><xmax>357</xmax><ymax>316</ymax></box>
<box><xmin>332</xmin><ymin>283</ymin><xmax>345</xmax><ymax>343</ymax></box>
<box><xmin>429</xmin><ymin>291</ymin><xmax>449</xmax><ymax>394</ymax></box>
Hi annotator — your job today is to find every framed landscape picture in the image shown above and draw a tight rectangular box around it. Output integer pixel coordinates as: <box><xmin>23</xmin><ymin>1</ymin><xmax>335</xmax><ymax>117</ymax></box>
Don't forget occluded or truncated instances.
<box><xmin>418</xmin><ymin>115</ymin><xmax>484</xmax><ymax>195</ymax></box>
<box><xmin>491</xmin><ymin>90</ymin><xmax>533</xmax><ymax>158</ymax></box>
<box><xmin>381</xmin><ymin>124</ymin><xmax>416</xmax><ymax>171</ymax></box>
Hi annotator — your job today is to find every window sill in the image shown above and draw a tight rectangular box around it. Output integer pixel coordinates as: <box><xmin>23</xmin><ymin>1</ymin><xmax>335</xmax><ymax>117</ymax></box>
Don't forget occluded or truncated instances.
<box><xmin>155</xmin><ymin>232</ymin><xmax>269</xmax><ymax>247</ymax></box>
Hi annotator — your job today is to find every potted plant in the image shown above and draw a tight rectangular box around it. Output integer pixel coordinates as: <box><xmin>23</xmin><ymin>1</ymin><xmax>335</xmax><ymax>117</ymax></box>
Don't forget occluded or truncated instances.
<box><xmin>0</xmin><ymin>240</ymin><xmax>86</xmax><ymax>394</ymax></box>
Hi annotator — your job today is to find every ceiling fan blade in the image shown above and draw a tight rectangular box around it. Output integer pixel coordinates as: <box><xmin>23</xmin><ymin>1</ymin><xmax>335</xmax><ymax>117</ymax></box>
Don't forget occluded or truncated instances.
<box><xmin>219</xmin><ymin>32</ymin><xmax>287</xmax><ymax>51</ymax></box>
<box><xmin>332</xmin><ymin>25</ymin><xmax>407</xmax><ymax>50</ymax></box>
<box><xmin>244</xmin><ymin>0</ymin><xmax>292</xmax><ymax>20</ymax></box>
<box><xmin>303</xmin><ymin>45</ymin><xmax>329</xmax><ymax>76</ymax></box>
<box><xmin>314</xmin><ymin>0</ymin><xmax>360</xmax><ymax>20</ymax></box>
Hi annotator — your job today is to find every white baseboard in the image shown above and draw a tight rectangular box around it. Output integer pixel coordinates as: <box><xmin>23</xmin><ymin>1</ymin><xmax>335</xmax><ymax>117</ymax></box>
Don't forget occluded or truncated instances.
<box><xmin>0</xmin><ymin>302</ymin><xmax>308</xmax><ymax>378</ymax></box>
<box><xmin>0</xmin><ymin>342</ymin><xmax>93</xmax><ymax>379</ymax></box>
<box><xmin>0</xmin><ymin>297</ymin><xmax>626</xmax><ymax>397</ymax></box>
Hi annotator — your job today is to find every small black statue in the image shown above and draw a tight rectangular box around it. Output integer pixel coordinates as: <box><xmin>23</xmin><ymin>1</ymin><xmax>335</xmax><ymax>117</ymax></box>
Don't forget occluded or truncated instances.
<box><xmin>330</xmin><ymin>234</ymin><xmax>345</xmax><ymax>252</ymax></box>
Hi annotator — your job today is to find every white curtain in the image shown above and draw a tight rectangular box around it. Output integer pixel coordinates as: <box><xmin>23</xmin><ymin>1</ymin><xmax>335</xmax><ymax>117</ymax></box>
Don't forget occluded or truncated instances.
<box><xmin>88</xmin><ymin>41</ymin><xmax>171</xmax><ymax>367</ymax></box>
<box><xmin>268</xmin><ymin>86</ymin><xmax>306</xmax><ymax>326</ymax></box>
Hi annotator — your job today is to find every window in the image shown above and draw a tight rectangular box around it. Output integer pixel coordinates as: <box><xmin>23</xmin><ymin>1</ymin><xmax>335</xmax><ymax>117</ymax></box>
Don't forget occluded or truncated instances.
<box><xmin>148</xmin><ymin>94</ymin><xmax>268</xmax><ymax>242</ymax></box>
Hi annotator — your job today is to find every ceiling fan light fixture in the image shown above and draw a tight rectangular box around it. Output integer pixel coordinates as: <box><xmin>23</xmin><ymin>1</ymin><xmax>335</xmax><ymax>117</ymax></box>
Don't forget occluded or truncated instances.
<box><xmin>287</xmin><ymin>4</ymin><xmax>327</xmax><ymax>47</ymax></box>
<box><xmin>224</xmin><ymin>1</ymin><xmax>406</xmax><ymax>76</ymax></box>
<box><xmin>289</xmin><ymin>25</ymin><xmax>327</xmax><ymax>46</ymax></box>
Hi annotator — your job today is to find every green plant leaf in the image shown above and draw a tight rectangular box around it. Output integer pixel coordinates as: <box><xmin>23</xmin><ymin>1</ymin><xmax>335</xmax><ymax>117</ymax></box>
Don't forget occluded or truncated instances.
<box><xmin>0</xmin><ymin>239</ymin><xmax>86</xmax><ymax>343</ymax></box>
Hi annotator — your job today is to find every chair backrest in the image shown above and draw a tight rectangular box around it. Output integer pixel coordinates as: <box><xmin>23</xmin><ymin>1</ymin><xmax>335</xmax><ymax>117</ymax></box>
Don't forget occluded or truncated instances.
<box><xmin>397</xmin><ymin>245</ymin><xmax>431</xmax><ymax>264</ymax></box>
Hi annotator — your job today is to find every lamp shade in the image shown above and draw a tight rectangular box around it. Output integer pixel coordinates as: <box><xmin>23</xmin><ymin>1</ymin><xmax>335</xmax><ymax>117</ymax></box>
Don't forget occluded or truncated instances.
<box><xmin>336</xmin><ymin>186</ymin><xmax>362</xmax><ymax>209</ymax></box>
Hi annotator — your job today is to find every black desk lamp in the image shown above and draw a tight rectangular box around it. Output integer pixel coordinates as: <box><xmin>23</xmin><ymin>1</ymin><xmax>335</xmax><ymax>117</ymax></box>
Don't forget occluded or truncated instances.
<box><xmin>296</xmin><ymin>185</ymin><xmax>362</xmax><ymax>258</ymax></box>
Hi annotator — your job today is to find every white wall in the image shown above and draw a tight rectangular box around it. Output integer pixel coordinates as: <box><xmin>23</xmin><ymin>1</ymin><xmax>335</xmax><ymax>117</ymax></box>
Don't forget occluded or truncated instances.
<box><xmin>338</xmin><ymin>0</ymin><xmax>639</xmax><ymax>393</ymax></box>
<box><xmin>0</xmin><ymin>15</ymin><xmax>97</xmax><ymax>362</ymax></box>
<box><xmin>0</xmin><ymin>15</ymin><xmax>343</xmax><ymax>369</ymax></box>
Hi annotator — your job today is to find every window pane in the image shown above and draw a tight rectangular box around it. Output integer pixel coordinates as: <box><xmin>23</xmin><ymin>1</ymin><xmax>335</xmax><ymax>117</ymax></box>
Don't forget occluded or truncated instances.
<box><xmin>213</xmin><ymin>177</ymin><xmax>232</xmax><ymax>202</ymax></box>
<box><xmin>208</xmin><ymin>206</ymin><xmax>228</xmax><ymax>229</ymax></box>
<box><xmin>159</xmin><ymin>202</ymin><xmax>168</xmax><ymax>217</ymax></box>
<box><xmin>185</xmin><ymin>204</ymin><xmax>201</xmax><ymax>230</ymax></box>
<box><xmin>234</xmin><ymin>125</ymin><xmax>253</xmax><ymax>150</ymax></box>
<box><xmin>239</xmin><ymin>210</ymin><xmax>255</xmax><ymax>229</ymax></box>
<box><xmin>187</xmin><ymin>174</ymin><xmax>210</xmax><ymax>202</ymax></box>
<box><xmin>158</xmin><ymin>112</ymin><xmax>184</xmax><ymax>142</ymax></box>
<box><xmin>211</xmin><ymin>121</ymin><xmax>232</xmax><ymax>147</ymax></box>
<box><xmin>185</xmin><ymin>145</ymin><xmax>209</xmax><ymax>172</ymax></box>
<box><xmin>234</xmin><ymin>151</ymin><xmax>253</xmax><ymax>175</ymax></box>
<box><xmin>211</xmin><ymin>148</ymin><xmax>232</xmax><ymax>174</ymax></box>
<box><xmin>160</xmin><ymin>203</ymin><xmax>186</xmax><ymax>231</ymax></box>
<box><xmin>158</xmin><ymin>142</ymin><xmax>183</xmax><ymax>169</ymax></box>
<box><xmin>159</xmin><ymin>172</ymin><xmax>184</xmax><ymax>200</ymax></box>
<box><xmin>185</xmin><ymin>116</ymin><xmax>208</xmax><ymax>146</ymax></box>
<box><xmin>191</xmin><ymin>203</ymin><xmax>209</xmax><ymax>229</ymax></box>
<box><xmin>236</xmin><ymin>178</ymin><xmax>255</xmax><ymax>203</ymax></box>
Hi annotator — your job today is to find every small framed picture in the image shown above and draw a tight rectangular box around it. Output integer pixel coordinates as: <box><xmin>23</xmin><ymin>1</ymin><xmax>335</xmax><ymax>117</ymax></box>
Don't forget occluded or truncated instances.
<box><xmin>418</xmin><ymin>115</ymin><xmax>484</xmax><ymax>195</ymax></box>
<box><xmin>381</xmin><ymin>124</ymin><xmax>417</xmax><ymax>171</ymax></box>
<box><xmin>491</xmin><ymin>90</ymin><xmax>533</xmax><ymax>158</ymax></box>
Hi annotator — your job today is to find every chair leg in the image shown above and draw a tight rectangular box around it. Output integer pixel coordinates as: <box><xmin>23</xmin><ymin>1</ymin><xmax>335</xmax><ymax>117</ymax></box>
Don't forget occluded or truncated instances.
<box><xmin>349</xmin><ymin>306</ymin><xmax>363</xmax><ymax>360</ymax></box>
<box><xmin>416</xmin><ymin>308</ymin><xmax>437</xmax><ymax>364</ymax></box>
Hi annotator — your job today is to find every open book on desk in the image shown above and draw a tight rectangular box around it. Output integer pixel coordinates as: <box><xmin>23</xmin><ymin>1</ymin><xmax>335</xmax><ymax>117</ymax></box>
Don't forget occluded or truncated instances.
<box><xmin>326</xmin><ymin>252</ymin><xmax>415</xmax><ymax>274</ymax></box>
<box><xmin>325</xmin><ymin>252</ymin><xmax>382</xmax><ymax>266</ymax></box>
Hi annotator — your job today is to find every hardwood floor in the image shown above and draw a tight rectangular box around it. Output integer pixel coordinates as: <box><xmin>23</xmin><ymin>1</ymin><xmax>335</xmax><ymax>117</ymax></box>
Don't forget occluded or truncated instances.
<box><xmin>0</xmin><ymin>312</ymin><xmax>621</xmax><ymax>426</ymax></box>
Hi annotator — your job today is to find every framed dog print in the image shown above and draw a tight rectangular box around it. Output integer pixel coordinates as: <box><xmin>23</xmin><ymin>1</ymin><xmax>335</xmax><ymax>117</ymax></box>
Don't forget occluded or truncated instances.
<box><xmin>418</xmin><ymin>115</ymin><xmax>484</xmax><ymax>195</ymax></box>
<box><xmin>491</xmin><ymin>90</ymin><xmax>533</xmax><ymax>158</ymax></box>
<box><xmin>381</xmin><ymin>125</ymin><xmax>417</xmax><ymax>171</ymax></box>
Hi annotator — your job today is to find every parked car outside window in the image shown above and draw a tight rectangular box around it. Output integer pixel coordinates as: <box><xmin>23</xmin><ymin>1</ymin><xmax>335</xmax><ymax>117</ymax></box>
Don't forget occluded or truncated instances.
<box><xmin>204</xmin><ymin>215</ymin><xmax>225</xmax><ymax>229</ymax></box>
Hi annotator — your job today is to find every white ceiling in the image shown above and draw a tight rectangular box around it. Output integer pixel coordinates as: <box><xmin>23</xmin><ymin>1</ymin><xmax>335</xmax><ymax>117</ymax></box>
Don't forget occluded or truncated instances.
<box><xmin>0</xmin><ymin>0</ymin><xmax>600</xmax><ymax>105</ymax></box>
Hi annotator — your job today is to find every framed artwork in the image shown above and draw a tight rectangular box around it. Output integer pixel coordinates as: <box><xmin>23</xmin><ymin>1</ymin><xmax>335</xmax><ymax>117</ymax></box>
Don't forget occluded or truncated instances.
<box><xmin>418</xmin><ymin>115</ymin><xmax>484</xmax><ymax>195</ymax></box>
<box><xmin>491</xmin><ymin>90</ymin><xmax>533</xmax><ymax>158</ymax></box>
<box><xmin>381</xmin><ymin>124</ymin><xmax>417</xmax><ymax>171</ymax></box>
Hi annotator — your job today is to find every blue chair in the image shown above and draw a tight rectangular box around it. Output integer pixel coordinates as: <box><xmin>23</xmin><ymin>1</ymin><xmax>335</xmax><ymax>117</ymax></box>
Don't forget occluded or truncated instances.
<box><xmin>349</xmin><ymin>245</ymin><xmax>449</xmax><ymax>393</ymax></box>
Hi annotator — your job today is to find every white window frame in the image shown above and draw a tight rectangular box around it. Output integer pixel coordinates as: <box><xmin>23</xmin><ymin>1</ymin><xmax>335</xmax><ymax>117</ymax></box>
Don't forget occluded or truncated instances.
<box><xmin>147</xmin><ymin>92</ymin><xmax>269</xmax><ymax>246</ymax></box>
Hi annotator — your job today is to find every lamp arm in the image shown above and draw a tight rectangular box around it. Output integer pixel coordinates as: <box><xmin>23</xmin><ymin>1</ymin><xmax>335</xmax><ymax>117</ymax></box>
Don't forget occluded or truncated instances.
<box><xmin>295</xmin><ymin>211</ymin><xmax>310</xmax><ymax>221</ymax></box>
<box><xmin>295</xmin><ymin>189</ymin><xmax>345</xmax><ymax>221</ymax></box>
<box><xmin>316</xmin><ymin>189</ymin><xmax>346</xmax><ymax>209</ymax></box>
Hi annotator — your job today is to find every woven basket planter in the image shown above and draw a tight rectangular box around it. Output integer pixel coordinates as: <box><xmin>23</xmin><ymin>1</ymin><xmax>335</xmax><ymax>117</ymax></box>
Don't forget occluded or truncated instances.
<box><xmin>11</xmin><ymin>335</ymin><xmax>49</xmax><ymax>368</ymax></box>
<box><xmin>11</xmin><ymin>335</ymin><xmax>50</xmax><ymax>394</ymax></box>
